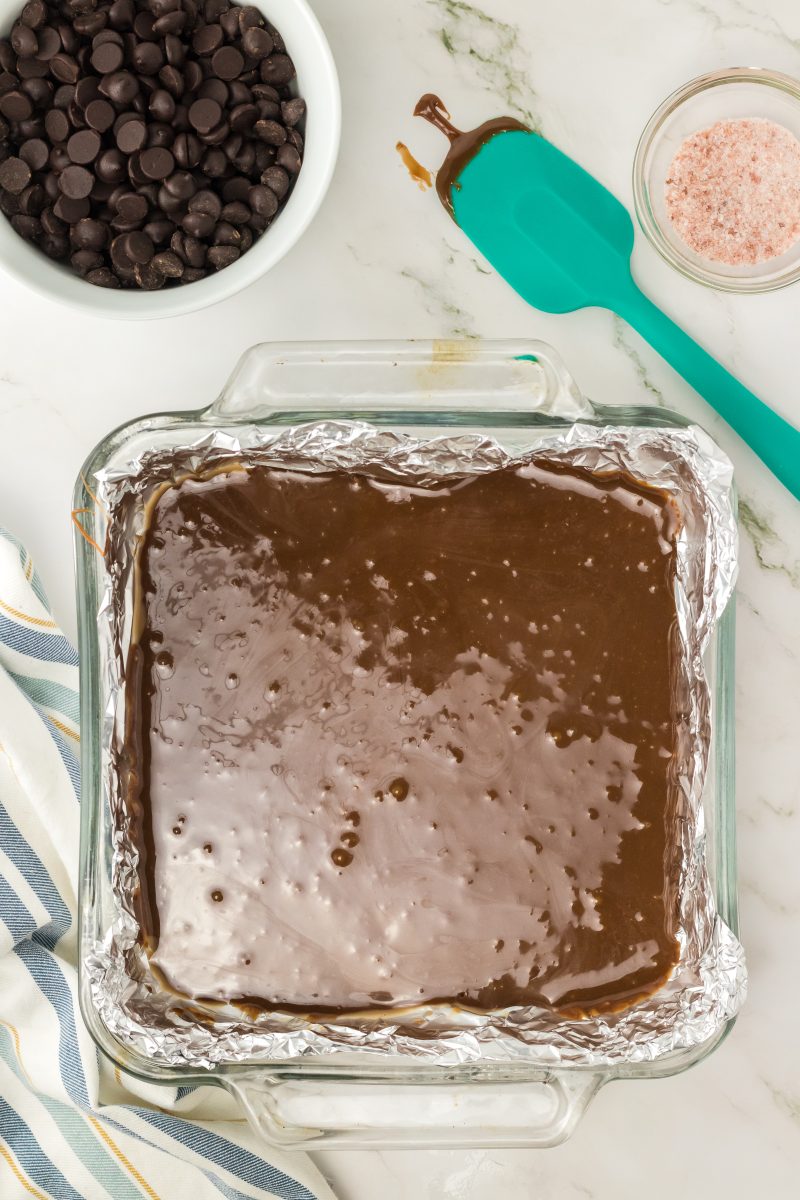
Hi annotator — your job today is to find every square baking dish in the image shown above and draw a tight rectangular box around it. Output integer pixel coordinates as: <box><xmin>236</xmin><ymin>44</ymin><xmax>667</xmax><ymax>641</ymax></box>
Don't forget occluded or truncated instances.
<box><xmin>74</xmin><ymin>339</ymin><xmax>738</xmax><ymax>1149</ymax></box>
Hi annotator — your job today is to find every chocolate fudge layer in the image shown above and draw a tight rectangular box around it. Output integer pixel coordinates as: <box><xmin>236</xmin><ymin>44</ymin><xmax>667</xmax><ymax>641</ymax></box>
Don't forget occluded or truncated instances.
<box><xmin>120</xmin><ymin>457</ymin><xmax>682</xmax><ymax>1015</ymax></box>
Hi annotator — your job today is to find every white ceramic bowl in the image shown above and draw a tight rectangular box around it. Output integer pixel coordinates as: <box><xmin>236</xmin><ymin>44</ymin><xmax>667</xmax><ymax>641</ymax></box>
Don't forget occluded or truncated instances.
<box><xmin>0</xmin><ymin>0</ymin><xmax>340</xmax><ymax>318</ymax></box>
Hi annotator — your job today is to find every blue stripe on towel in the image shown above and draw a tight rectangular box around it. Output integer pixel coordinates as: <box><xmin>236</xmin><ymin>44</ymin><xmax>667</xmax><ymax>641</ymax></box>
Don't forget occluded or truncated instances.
<box><xmin>0</xmin><ymin>612</ymin><xmax>78</xmax><ymax>666</ymax></box>
<box><xmin>0</xmin><ymin>1096</ymin><xmax>86</xmax><ymax>1200</ymax></box>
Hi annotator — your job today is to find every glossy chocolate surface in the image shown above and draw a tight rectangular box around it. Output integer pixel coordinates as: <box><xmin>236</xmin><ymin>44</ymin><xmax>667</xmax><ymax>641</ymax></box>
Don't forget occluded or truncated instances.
<box><xmin>121</xmin><ymin>457</ymin><xmax>682</xmax><ymax>1015</ymax></box>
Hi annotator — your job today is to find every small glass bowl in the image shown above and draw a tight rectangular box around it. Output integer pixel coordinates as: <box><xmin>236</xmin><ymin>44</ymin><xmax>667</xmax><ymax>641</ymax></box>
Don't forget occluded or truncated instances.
<box><xmin>633</xmin><ymin>67</ymin><xmax>800</xmax><ymax>293</ymax></box>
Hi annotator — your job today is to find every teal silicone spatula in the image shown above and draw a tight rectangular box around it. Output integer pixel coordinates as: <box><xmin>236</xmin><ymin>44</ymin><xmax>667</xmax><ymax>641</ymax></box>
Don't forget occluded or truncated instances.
<box><xmin>415</xmin><ymin>96</ymin><xmax>800</xmax><ymax>499</ymax></box>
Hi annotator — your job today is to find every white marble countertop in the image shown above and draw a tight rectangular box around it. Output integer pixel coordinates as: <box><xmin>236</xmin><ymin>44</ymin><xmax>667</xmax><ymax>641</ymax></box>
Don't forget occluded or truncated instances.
<box><xmin>1</xmin><ymin>0</ymin><xmax>799</xmax><ymax>1196</ymax></box>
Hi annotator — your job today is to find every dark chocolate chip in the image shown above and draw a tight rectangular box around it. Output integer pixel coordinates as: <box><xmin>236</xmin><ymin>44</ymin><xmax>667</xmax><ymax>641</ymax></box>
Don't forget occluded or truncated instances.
<box><xmin>11</xmin><ymin>211</ymin><xmax>41</xmax><ymax>239</ymax></box>
<box><xmin>238</xmin><ymin>6</ymin><xmax>263</xmax><ymax>32</ymax></box>
<box><xmin>109</xmin><ymin>0</ymin><xmax>135</xmax><ymax>29</ymax></box>
<box><xmin>21</xmin><ymin>0</ymin><xmax>47</xmax><ymax>31</ymax></box>
<box><xmin>144</xmin><ymin>217</ymin><xmax>175</xmax><ymax>242</ymax></box>
<box><xmin>67</xmin><ymin>128</ymin><xmax>100</xmax><ymax>163</ymax></box>
<box><xmin>281</xmin><ymin>97</ymin><xmax>305</xmax><ymax>127</ymax></box>
<box><xmin>242</xmin><ymin>27</ymin><xmax>273</xmax><ymax>60</ymax></box>
<box><xmin>70</xmin><ymin>247</ymin><xmax>104</xmax><ymax>273</ymax></box>
<box><xmin>134</xmin><ymin>258</ymin><xmax>164</xmax><ymax>288</ymax></box>
<box><xmin>52</xmin><ymin>84</ymin><xmax>74</xmax><ymax>109</ymax></box>
<box><xmin>19</xmin><ymin>137</ymin><xmax>48</xmax><ymax>170</ymax></box>
<box><xmin>96</xmin><ymin>147</ymin><xmax>127</xmax><ymax>182</ymax></box>
<box><xmin>35</xmin><ymin>26</ymin><xmax>60</xmax><ymax>60</ymax></box>
<box><xmin>133</xmin><ymin>41</ymin><xmax>164</xmax><ymax>75</ymax></box>
<box><xmin>211</xmin><ymin>46</ymin><xmax>244</xmax><ymax>81</ymax></box>
<box><xmin>248</xmin><ymin>183</ymin><xmax>278</xmax><ymax>219</ymax></box>
<box><xmin>17</xmin><ymin>56</ymin><xmax>49</xmax><ymax>80</ymax></box>
<box><xmin>276</xmin><ymin>142</ymin><xmax>301</xmax><ymax>173</ymax></box>
<box><xmin>146</xmin><ymin>121</ymin><xmax>174</xmax><ymax>149</ymax></box>
<box><xmin>139</xmin><ymin>145</ymin><xmax>174</xmax><ymax>179</ymax></box>
<box><xmin>188</xmin><ymin>96</ymin><xmax>220</xmax><ymax>133</ymax></box>
<box><xmin>91</xmin><ymin>41</ymin><xmax>123</xmax><ymax>74</ymax></box>
<box><xmin>254</xmin><ymin>118</ymin><xmax>286</xmax><ymax>146</ymax></box>
<box><xmin>133</xmin><ymin>12</ymin><xmax>156</xmax><ymax>40</ymax></box>
<box><xmin>164</xmin><ymin>33</ymin><xmax>185</xmax><ymax>67</ymax></box>
<box><xmin>260</xmin><ymin>53</ymin><xmax>295</xmax><ymax>86</ymax></box>
<box><xmin>74</xmin><ymin>75</ymin><xmax>100</xmax><ymax>108</ymax></box>
<box><xmin>180</xmin><ymin>59</ymin><xmax>202</xmax><ymax>93</ymax></box>
<box><xmin>115</xmin><ymin>117</ymin><xmax>146</xmax><ymax>153</ymax></box>
<box><xmin>222</xmin><ymin>174</ymin><xmax>251</xmax><ymax>203</ymax></box>
<box><xmin>73</xmin><ymin>12</ymin><xmax>107</xmax><ymax>38</ymax></box>
<box><xmin>152</xmin><ymin>247</ymin><xmax>183</xmax><ymax>276</ymax></box>
<box><xmin>58</xmin><ymin>163</ymin><xmax>93</xmax><ymax>198</ymax></box>
<box><xmin>92</xmin><ymin>29</ymin><xmax>124</xmax><ymax>48</ymax></box>
<box><xmin>50</xmin><ymin>53</ymin><xmax>80</xmax><ymax>84</ymax></box>
<box><xmin>115</xmin><ymin>191</ymin><xmax>148</xmax><ymax>222</ymax></box>
<box><xmin>40</xmin><ymin>232</ymin><xmax>68</xmax><ymax>259</ymax></box>
<box><xmin>99</xmin><ymin>70</ymin><xmax>139</xmax><ymax>105</ymax></box>
<box><xmin>71</xmin><ymin>215</ymin><xmax>107</xmax><ymax>249</ymax></box>
<box><xmin>0</xmin><ymin>155</ymin><xmax>32</xmax><ymax>193</ymax></box>
<box><xmin>229</xmin><ymin>101</ymin><xmax>257</xmax><ymax>131</ymax></box>
<box><xmin>158</xmin><ymin>64</ymin><xmax>183</xmax><ymax>97</ymax></box>
<box><xmin>197</xmin><ymin>77</ymin><xmax>228</xmax><ymax>107</ymax></box>
<box><xmin>218</xmin><ymin>9</ymin><xmax>239</xmax><ymax>40</ymax></box>
<box><xmin>207</xmin><ymin>243</ymin><xmax>238</xmax><ymax>269</ymax></box>
<box><xmin>200</xmin><ymin>118</ymin><xmax>229</xmax><ymax>146</ymax></box>
<box><xmin>39</xmin><ymin>205</ymin><xmax>64</xmax><ymax>235</ymax></box>
<box><xmin>152</xmin><ymin>11</ymin><xmax>186</xmax><ymax>37</ymax></box>
<box><xmin>188</xmin><ymin>187</ymin><xmax>221</xmax><ymax>218</ymax></box>
<box><xmin>212</xmin><ymin>219</ymin><xmax>240</xmax><ymax>245</ymax></box>
<box><xmin>85</xmin><ymin>97</ymin><xmax>115</xmax><ymax>131</ymax></box>
<box><xmin>1</xmin><ymin>91</ymin><xmax>34</xmax><ymax>122</ymax></box>
<box><xmin>53</xmin><ymin>192</ymin><xmax>90</xmax><ymax>221</ymax></box>
<box><xmin>147</xmin><ymin>88</ymin><xmax>175</xmax><ymax>123</ymax></box>
<box><xmin>86</xmin><ymin>266</ymin><xmax>120</xmax><ymax>287</ymax></box>
<box><xmin>49</xmin><ymin>144</ymin><xmax>71</xmax><ymax>171</ymax></box>
<box><xmin>124</xmin><ymin>228</ymin><xmax>154</xmax><ymax>263</ymax></box>
<box><xmin>182</xmin><ymin>234</ymin><xmax>206</xmax><ymax>266</ymax></box>
<box><xmin>220</xmin><ymin>199</ymin><xmax>250</xmax><ymax>224</ymax></box>
<box><xmin>58</xmin><ymin>25</ymin><xmax>79</xmax><ymax>57</ymax></box>
<box><xmin>192</xmin><ymin>23</ymin><xmax>223</xmax><ymax>56</ymax></box>
<box><xmin>18</xmin><ymin>182</ymin><xmax>45</xmax><ymax>214</ymax></box>
<box><xmin>181</xmin><ymin>208</ymin><xmax>214</xmax><ymax>238</ymax></box>
<box><xmin>21</xmin><ymin>76</ymin><xmax>53</xmax><ymax>107</ymax></box>
<box><xmin>172</xmin><ymin>130</ymin><xmax>202</xmax><ymax>167</ymax></box>
<box><xmin>200</xmin><ymin>146</ymin><xmax>226</xmax><ymax>176</ymax></box>
<box><xmin>43</xmin><ymin>106</ymin><xmax>69</xmax><ymax>142</ymax></box>
<box><xmin>261</xmin><ymin>164</ymin><xmax>289</xmax><ymax>198</ymax></box>
<box><xmin>163</xmin><ymin>169</ymin><xmax>195</xmax><ymax>199</ymax></box>
<box><xmin>11</xmin><ymin>23</ymin><xmax>38</xmax><ymax>60</ymax></box>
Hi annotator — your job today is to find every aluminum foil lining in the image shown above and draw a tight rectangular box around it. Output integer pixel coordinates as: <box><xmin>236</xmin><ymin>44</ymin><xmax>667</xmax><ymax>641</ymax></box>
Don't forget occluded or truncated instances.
<box><xmin>85</xmin><ymin>418</ymin><xmax>746</xmax><ymax>1069</ymax></box>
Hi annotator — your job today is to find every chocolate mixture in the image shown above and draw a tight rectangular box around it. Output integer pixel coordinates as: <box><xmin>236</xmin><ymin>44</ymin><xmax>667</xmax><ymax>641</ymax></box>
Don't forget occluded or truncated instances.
<box><xmin>412</xmin><ymin>93</ymin><xmax>527</xmax><ymax>215</ymax></box>
<box><xmin>120</xmin><ymin>457</ymin><xmax>682</xmax><ymax>1016</ymax></box>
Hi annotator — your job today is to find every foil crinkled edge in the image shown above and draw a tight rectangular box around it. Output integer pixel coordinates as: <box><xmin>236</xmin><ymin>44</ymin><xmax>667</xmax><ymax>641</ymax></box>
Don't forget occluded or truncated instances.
<box><xmin>85</xmin><ymin>419</ymin><xmax>746</xmax><ymax>1070</ymax></box>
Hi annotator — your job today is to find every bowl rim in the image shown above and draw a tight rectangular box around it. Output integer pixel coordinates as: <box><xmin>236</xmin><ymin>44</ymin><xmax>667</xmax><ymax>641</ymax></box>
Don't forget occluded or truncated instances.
<box><xmin>632</xmin><ymin>65</ymin><xmax>800</xmax><ymax>294</ymax></box>
<box><xmin>0</xmin><ymin>0</ymin><xmax>341</xmax><ymax>319</ymax></box>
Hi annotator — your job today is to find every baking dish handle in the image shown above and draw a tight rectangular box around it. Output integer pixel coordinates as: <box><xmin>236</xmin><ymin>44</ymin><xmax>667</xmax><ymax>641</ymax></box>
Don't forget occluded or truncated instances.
<box><xmin>206</xmin><ymin>339</ymin><xmax>595</xmax><ymax>422</ymax></box>
<box><xmin>225</xmin><ymin>1070</ymin><xmax>603</xmax><ymax>1150</ymax></box>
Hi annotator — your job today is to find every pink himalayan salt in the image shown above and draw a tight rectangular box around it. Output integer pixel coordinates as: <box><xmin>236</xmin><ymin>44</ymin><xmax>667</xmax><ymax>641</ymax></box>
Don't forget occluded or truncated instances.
<box><xmin>664</xmin><ymin>117</ymin><xmax>800</xmax><ymax>266</ymax></box>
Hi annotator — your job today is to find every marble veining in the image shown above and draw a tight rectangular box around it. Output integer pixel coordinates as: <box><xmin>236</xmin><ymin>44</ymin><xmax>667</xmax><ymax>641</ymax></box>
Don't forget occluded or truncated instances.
<box><xmin>738</xmin><ymin>498</ymin><xmax>800</xmax><ymax>586</ymax></box>
<box><xmin>657</xmin><ymin>0</ymin><xmax>800</xmax><ymax>51</ymax></box>
<box><xmin>426</xmin><ymin>0</ymin><xmax>541</xmax><ymax>127</ymax></box>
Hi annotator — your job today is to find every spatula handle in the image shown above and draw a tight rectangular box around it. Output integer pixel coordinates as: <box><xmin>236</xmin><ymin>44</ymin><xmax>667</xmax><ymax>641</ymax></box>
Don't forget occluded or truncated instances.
<box><xmin>619</xmin><ymin>287</ymin><xmax>800</xmax><ymax>500</ymax></box>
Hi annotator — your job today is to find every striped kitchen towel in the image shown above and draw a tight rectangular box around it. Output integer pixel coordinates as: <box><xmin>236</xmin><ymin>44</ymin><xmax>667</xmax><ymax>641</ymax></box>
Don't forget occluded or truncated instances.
<box><xmin>0</xmin><ymin>529</ymin><xmax>334</xmax><ymax>1200</ymax></box>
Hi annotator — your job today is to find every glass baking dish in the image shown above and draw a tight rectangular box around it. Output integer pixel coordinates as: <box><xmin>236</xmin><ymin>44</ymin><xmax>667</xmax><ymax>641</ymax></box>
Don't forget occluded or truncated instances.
<box><xmin>74</xmin><ymin>339</ymin><xmax>737</xmax><ymax>1150</ymax></box>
